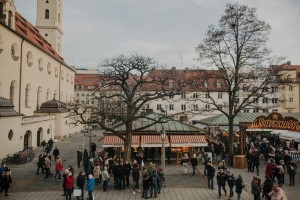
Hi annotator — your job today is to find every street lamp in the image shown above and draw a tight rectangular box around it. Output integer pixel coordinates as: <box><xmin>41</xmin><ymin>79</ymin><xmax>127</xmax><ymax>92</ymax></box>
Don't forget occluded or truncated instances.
<box><xmin>84</xmin><ymin>124</ymin><xmax>96</xmax><ymax>157</ymax></box>
<box><xmin>161</xmin><ymin>127</ymin><xmax>166</xmax><ymax>172</ymax></box>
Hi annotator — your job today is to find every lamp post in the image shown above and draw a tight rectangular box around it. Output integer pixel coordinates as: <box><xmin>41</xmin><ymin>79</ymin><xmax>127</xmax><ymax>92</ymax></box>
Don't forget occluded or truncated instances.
<box><xmin>84</xmin><ymin>125</ymin><xmax>96</xmax><ymax>157</ymax></box>
<box><xmin>161</xmin><ymin>127</ymin><xmax>166</xmax><ymax>172</ymax></box>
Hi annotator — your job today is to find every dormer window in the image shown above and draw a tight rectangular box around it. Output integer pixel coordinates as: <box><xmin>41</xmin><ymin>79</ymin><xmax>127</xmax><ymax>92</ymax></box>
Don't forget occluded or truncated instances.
<box><xmin>204</xmin><ymin>80</ymin><xmax>208</xmax><ymax>88</ymax></box>
<box><xmin>192</xmin><ymin>80</ymin><xmax>196</xmax><ymax>88</ymax></box>
<box><xmin>180</xmin><ymin>80</ymin><xmax>185</xmax><ymax>87</ymax></box>
<box><xmin>8</xmin><ymin>10</ymin><xmax>13</xmax><ymax>28</ymax></box>
<box><xmin>168</xmin><ymin>80</ymin><xmax>173</xmax><ymax>89</ymax></box>
<box><xmin>45</xmin><ymin>9</ymin><xmax>50</xmax><ymax>19</ymax></box>
<box><xmin>216</xmin><ymin>80</ymin><xmax>221</xmax><ymax>88</ymax></box>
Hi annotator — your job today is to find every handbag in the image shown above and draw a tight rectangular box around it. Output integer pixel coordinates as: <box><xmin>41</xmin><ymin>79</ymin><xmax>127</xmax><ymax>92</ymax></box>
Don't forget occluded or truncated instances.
<box><xmin>73</xmin><ymin>189</ymin><xmax>82</xmax><ymax>197</ymax></box>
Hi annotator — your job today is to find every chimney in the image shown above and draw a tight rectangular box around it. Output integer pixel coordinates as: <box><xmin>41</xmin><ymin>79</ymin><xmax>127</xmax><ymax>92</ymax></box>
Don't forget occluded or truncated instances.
<box><xmin>287</xmin><ymin>61</ymin><xmax>291</xmax><ymax>65</ymax></box>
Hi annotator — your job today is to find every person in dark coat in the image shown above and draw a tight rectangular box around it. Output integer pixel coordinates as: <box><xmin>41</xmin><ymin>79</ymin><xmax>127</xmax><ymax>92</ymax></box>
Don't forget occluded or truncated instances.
<box><xmin>77</xmin><ymin>150</ymin><xmax>83</xmax><ymax>168</ymax></box>
<box><xmin>190</xmin><ymin>153</ymin><xmax>198</xmax><ymax>176</ymax></box>
<box><xmin>251</xmin><ymin>176</ymin><xmax>261</xmax><ymax>200</ymax></box>
<box><xmin>36</xmin><ymin>153</ymin><xmax>45</xmax><ymax>175</ymax></box>
<box><xmin>142</xmin><ymin>168</ymin><xmax>150</xmax><ymax>199</ymax></box>
<box><xmin>86</xmin><ymin>157</ymin><xmax>94</xmax><ymax>175</ymax></box>
<box><xmin>53</xmin><ymin>146</ymin><xmax>60</xmax><ymax>160</ymax></box>
<box><xmin>235</xmin><ymin>175</ymin><xmax>244</xmax><ymax>200</ymax></box>
<box><xmin>0</xmin><ymin>169</ymin><xmax>12</xmax><ymax>196</ymax></box>
<box><xmin>206</xmin><ymin>161</ymin><xmax>215</xmax><ymax>190</ymax></box>
<box><xmin>262</xmin><ymin>176</ymin><xmax>274</xmax><ymax>200</ymax></box>
<box><xmin>216</xmin><ymin>169</ymin><xmax>227</xmax><ymax>198</ymax></box>
<box><xmin>252</xmin><ymin>149</ymin><xmax>260</xmax><ymax>176</ymax></box>
<box><xmin>124</xmin><ymin>160</ymin><xmax>132</xmax><ymax>187</ymax></box>
<box><xmin>226</xmin><ymin>171</ymin><xmax>235</xmax><ymax>198</ymax></box>
<box><xmin>91</xmin><ymin>143</ymin><xmax>96</xmax><ymax>158</ymax></box>
<box><xmin>132</xmin><ymin>161</ymin><xmax>140</xmax><ymax>194</ymax></box>
<box><xmin>76</xmin><ymin>171</ymin><xmax>85</xmax><ymax>200</ymax></box>
<box><xmin>287</xmin><ymin>160</ymin><xmax>297</xmax><ymax>186</ymax></box>
<box><xmin>83</xmin><ymin>149</ymin><xmax>89</xmax><ymax>172</ymax></box>
<box><xmin>118</xmin><ymin>162</ymin><xmax>126</xmax><ymax>190</ymax></box>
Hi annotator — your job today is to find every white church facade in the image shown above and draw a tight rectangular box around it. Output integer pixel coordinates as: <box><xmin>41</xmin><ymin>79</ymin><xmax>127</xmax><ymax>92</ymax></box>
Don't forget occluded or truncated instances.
<box><xmin>0</xmin><ymin>0</ymin><xmax>82</xmax><ymax>159</ymax></box>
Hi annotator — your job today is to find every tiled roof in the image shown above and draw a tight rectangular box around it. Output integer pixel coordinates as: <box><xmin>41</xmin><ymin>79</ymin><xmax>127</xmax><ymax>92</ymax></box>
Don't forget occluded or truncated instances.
<box><xmin>37</xmin><ymin>99</ymin><xmax>69</xmax><ymax>113</ymax></box>
<box><xmin>75</xmin><ymin>73</ymin><xmax>101</xmax><ymax>90</ymax></box>
<box><xmin>0</xmin><ymin>97</ymin><xmax>23</xmax><ymax>117</ymax></box>
<box><xmin>14</xmin><ymin>12</ymin><xmax>71</xmax><ymax>69</ymax></box>
<box><xmin>271</xmin><ymin>63</ymin><xmax>300</xmax><ymax>82</ymax></box>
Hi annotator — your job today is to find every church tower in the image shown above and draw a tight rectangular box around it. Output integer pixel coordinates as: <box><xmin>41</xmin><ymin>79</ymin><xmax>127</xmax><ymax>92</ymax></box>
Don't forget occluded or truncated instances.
<box><xmin>36</xmin><ymin>0</ymin><xmax>63</xmax><ymax>54</ymax></box>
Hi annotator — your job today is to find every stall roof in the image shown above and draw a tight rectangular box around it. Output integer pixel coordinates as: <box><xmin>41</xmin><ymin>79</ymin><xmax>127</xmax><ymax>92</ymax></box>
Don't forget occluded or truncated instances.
<box><xmin>193</xmin><ymin>113</ymin><xmax>300</xmax><ymax>126</ymax></box>
<box><xmin>278</xmin><ymin>131</ymin><xmax>300</xmax><ymax>142</ymax></box>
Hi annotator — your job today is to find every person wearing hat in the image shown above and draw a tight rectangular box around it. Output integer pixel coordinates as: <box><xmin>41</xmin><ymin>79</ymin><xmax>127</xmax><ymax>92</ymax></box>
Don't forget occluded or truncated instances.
<box><xmin>0</xmin><ymin>169</ymin><xmax>12</xmax><ymax>196</ymax></box>
<box><xmin>87</xmin><ymin>174</ymin><xmax>95</xmax><ymax>200</ymax></box>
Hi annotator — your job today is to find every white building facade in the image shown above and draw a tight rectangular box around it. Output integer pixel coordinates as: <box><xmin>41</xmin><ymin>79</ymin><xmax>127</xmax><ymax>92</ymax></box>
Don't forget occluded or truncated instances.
<box><xmin>0</xmin><ymin>0</ymin><xmax>82</xmax><ymax>159</ymax></box>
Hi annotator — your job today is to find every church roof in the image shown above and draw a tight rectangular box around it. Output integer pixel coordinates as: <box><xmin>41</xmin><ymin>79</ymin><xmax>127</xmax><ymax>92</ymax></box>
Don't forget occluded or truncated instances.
<box><xmin>0</xmin><ymin>97</ymin><xmax>23</xmax><ymax>117</ymax></box>
<box><xmin>37</xmin><ymin>98</ymin><xmax>69</xmax><ymax>113</ymax></box>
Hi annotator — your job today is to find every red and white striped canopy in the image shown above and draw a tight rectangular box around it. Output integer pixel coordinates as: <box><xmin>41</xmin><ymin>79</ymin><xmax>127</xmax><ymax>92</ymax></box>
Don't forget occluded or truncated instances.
<box><xmin>170</xmin><ymin>135</ymin><xmax>207</xmax><ymax>147</ymax></box>
<box><xmin>103</xmin><ymin>135</ymin><xmax>139</xmax><ymax>147</ymax></box>
<box><xmin>141</xmin><ymin>135</ymin><xmax>170</xmax><ymax>147</ymax></box>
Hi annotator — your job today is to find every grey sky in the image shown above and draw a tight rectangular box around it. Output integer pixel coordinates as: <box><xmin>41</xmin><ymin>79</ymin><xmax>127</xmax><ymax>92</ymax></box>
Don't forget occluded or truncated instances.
<box><xmin>15</xmin><ymin>0</ymin><xmax>300</xmax><ymax>69</ymax></box>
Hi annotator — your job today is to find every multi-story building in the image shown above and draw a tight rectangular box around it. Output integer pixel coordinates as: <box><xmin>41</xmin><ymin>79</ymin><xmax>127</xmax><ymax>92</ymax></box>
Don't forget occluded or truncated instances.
<box><xmin>0</xmin><ymin>0</ymin><xmax>82</xmax><ymax>158</ymax></box>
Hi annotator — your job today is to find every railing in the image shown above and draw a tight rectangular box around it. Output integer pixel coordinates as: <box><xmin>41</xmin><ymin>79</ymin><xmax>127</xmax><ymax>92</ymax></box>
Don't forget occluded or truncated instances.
<box><xmin>22</xmin><ymin>115</ymin><xmax>55</xmax><ymax>124</ymax></box>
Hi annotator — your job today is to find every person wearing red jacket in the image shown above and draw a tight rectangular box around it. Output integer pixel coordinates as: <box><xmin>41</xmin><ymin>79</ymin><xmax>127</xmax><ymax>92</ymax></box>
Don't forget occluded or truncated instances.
<box><xmin>65</xmin><ymin>172</ymin><xmax>75</xmax><ymax>200</ymax></box>
<box><xmin>55</xmin><ymin>158</ymin><xmax>64</xmax><ymax>182</ymax></box>
<box><xmin>265</xmin><ymin>159</ymin><xmax>274</xmax><ymax>179</ymax></box>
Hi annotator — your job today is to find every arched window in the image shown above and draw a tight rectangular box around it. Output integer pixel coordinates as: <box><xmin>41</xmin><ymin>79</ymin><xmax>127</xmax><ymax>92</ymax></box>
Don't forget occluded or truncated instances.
<box><xmin>25</xmin><ymin>83</ymin><xmax>31</xmax><ymax>107</ymax></box>
<box><xmin>45</xmin><ymin>9</ymin><xmax>50</xmax><ymax>19</ymax></box>
<box><xmin>37</xmin><ymin>86</ymin><xmax>42</xmax><ymax>110</ymax></box>
<box><xmin>27</xmin><ymin>51</ymin><xmax>33</xmax><ymax>67</ymax></box>
<box><xmin>47</xmin><ymin>63</ymin><xmax>51</xmax><ymax>75</ymax></box>
<box><xmin>10</xmin><ymin>81</ymin><xmax>17</xmax><ymax>105</ymax></box>
<box><xmin>11</xmin><ymin>43</ymin><xmax>19</xmax><ymax>61</ymax></box>
<box><xmin>46</xmin><ymin>88</ymin><xmax>51</xmax><ymax>101</ymax></box>
<box><xmin>38</xmin><ymin>58</ymin><xmax>43</xmax><ymax>71</ymax></box>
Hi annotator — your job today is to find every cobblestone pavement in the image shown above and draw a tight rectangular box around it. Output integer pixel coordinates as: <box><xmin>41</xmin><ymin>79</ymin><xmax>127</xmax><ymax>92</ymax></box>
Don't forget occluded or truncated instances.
<box><xmin>2</xmin><ymin>132</ymin><xmax>300</xmax><ymax>200</ymax></box>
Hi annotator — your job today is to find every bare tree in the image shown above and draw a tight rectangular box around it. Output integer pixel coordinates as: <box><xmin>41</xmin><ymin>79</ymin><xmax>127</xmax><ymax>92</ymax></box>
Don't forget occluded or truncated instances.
<box><xmin>73</xmin><ymin>54</ymin><xmax>182</xmax><ymax>161</ymax></box>
<box><xmin>195</xmin><ymin>3</ymin><xmax>283</xmax><ymax>156</ymax></box>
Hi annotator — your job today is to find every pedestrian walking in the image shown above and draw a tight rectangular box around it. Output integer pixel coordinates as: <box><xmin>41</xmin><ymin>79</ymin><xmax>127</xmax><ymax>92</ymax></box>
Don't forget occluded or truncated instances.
<box><xmin>132</xmin><ymin>161</ymin><xmax>140</xmax><ymax>194</ymax></box>
<box><xmin>235</xmin><ymin>175</ymin><xmax>245</xmax><ymax>200</ymax></box>
<box><xmin>76</xmin><ymin>171</ymin><xmax>85</xmax><ymax>200</ymax></box>
<box><xmin>93</xmin><ymin>164</ymin><xmax>101</xmax><ymax>185</ymax></box>
<box><xmin>102</xmin><ymin>166</ymin><xmax>110</xmax><ymax>192</ymax></box>
<box><xmin>36</xmin><ymin>153</ymin><xmax>45</xmax><ymax>175</ymax></box>
<box><xmin>87</xmin><ymin>174</ymin><xmax>95</xmax><ymax>200</ymax></box>
<box><xmin>142</xmin><ymin>168</ymin><xmax>150</xmax><ymax>199</ymax></box>
<box><xmin>53</xmin><ymin>146</ymin><xmax>60</xmax><ymax>160</ymax></box>
<box><xmin>226</xmin><ymin>171</ymin><xmax>235</xmax><ymax>198</ymax></box>
<box><xmin>55</xmin><ymin>158</ymin><xmax>63</xmax><ymax>181</ymax></box>
<box><xmin>262</xmin><ymin>176</ymin><xmax>274</xmax><ymax>200</ymax></box>
<box><xmin>124</xmin><ymin>160</ymin><xmax>132</xmax><ymax>187</ymax></box>
<box><xmin>287</xmin><ymin>160</ymin><xmax>297</xmax><ymax>186</ymax></box>
<box><xmin>251</xmin><ymin>176</ymin><xmax>261</xmax><ymax>200</ymax></box>
<box><xmin>181</xmin><ymin>153</ymin><xmax>189</xmax><ymax>175</ymax></box>
<box><xmin>44</xmin><ymin>156</ymin><xmax>53</xmax><ymax>178</ymax></box>
<box><xmin>216</xmin><ymin>169</ymin><xmax>227</xmax><ymax>199</ymax></box>
<box><xmin>77</xmin><ymin>150</ymin><xmax>83</xmax><ymax>168</ymax></box>
<box><xmin>206</xmin><ymin>161</ymin><xmax>215</xmax><ymax>190</ymax></box>
<box><xmin>65</xmin><ymin>172</ymin><xmax>74</xmax><ymax>200</ymax></box>
<box><xmin>267</xmin><ymin>183</ymin><xmax>287</xmax><ymax>200</ymax></box>
<box><xmin>252</xmin><ymin>149</ymin><xmax>260</xmax><ymax>176</ymax></box>
<box><xmin>191</xmin><ymin>153</ymin><xmax>198</xmax><ymax>176</ymax></box>
<box><xmin>204</xmin><ymin>156</ymin><xmax>211</xmax><ymax>176</ymax></box>
<box><xmin>0</xmin><ymin>169</ymin><xmax>12</xmax><ymax>197</ymax></box>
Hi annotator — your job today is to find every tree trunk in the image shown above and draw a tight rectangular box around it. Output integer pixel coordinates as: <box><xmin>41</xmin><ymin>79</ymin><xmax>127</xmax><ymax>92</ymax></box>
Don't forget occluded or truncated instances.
<box><xmin>124</xmin><ymin>123</ymin><xmax>133</xmax><ymax>161</ymax></box>
<box><xmin>228</xmin><ymin>117</ymin><xmax>234</xmax><ymax>156</ymax></box>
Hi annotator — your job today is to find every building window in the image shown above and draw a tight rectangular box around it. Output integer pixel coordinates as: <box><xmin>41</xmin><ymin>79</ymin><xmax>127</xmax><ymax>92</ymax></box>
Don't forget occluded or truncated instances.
<box><xmin>81</xmin><ymin>85</ymin><xmax>84</xmax><ymax>89</ymax></box>
<box><xmin>272</xmin><ymin>98</ymin><xmax>278</xmax><ymax>104</ymax></box>
<box><xmin>205</xmin><ymin>104</ymin><xmax>210</xmax><ymax>110</ymax></box>
<box><xmin>169</xmin><ymin>104</ymin><xmax>174</xmax><ymax>111</ymax></box>
<box><xmin>81</xmin><ymin>93</ymin><xmax>85</xmax><ymax>97</ymax></box>
<box><xmin>235</xmin><ymin>98</ymin><xmax>239</xmax><ymax>103</ymax></box>
<box><xmin>204</xmin><ymin>80</ymin><xmax>208</xmax><ymax>88</ymax></box>
<box><xmin>193</xmin><ymin>93</ymin><xmax>198</xmax><ymax>99</ymax></box>
<box><xmin>45</xmin><ymin>9</ymin><xmax>50</xmax><ymax>19</ymax></box>
<box><xmin>192</xmin><ymin>81</ymin><xmax>196</xmax><ymax>88</ymax></box>
<box><xmin>289</xmin><ymin>97</ymin><xmax>293</xmax><ymax>102</ymax></box>
<box><xmin>181</xmin><ymin>92</ymin><xmax>186</xmax><ymax>99</ymax></box>
<box><xmin>253</xmin><ymin>98</ymin><xmax>258</xmax><ymax>104</ymax></box>
<box><xmin>193</xmin><ymin>104</ymin><xmax>198</xmax><ymax>111</ymax></box>
<box><xmin>253</xmin><ymin>109</ymin><xmax>259</xmax><ymax>113</ymax></box>
<box><xmin>8</xmin><ymin>129</ymin><xmax>13</xmax><ymax>141</ymax></box>
<box><xmin>262</xmin><ymin>98</ymin><xmax>268</xmax><ymax>104</ymax></box>
<box><xmin>11</xmin><ymin>43</ymin><xmax>19</xmax><ymax>61</ymax></box>
<box><xmin>243</xmin><ymin>109</ymin><xmax>249</xmax><ymax>113</ymax></box>
<box><xmin>47</xmin><ymin>63</ymin><xmax>51</xmax><ymax>75</ymax></box>
<box><xmin>181</xmin><ymin>104</ymin><xmax>186</xmax><ymax>111</ymax></box>
<box><xmin>38</xmin><ymin>58</ymin><xmax>44</xmax><ymax>71</ymax></box>
<box><xmin>216</xmin><ymin>80</ymin><xmax>221</xmax><ymax>88</ymax></box>
<box><xmin>55</xmin><ymin>67</ymin><xmax>58</xmax><ymax>78</ymax></box>
<box><xmin>205</xmin><ymin>93</ymin><xmax>209</xmax><ymax>98</ymax></box>
<box><xmin>25</xmin><ymin>84</ymin><xmax>31</xmax><ymax>107</ymax></box>
<box><xmin>0</xmin><ymin>34</ymin><xmax>3</xmax><ymax>53</ymax></box>
<box><xmin>262</xmin><ymin>87</ymin><xmax>269</xmax><ymax>93</ymax></box>
<box><xmin>8</xmin><ymin>10</ymin><xmax>13</xmax><ymax>28</ymax></box>
<box><xmin>218</xmin><ymin>93</ymin><xmax>222</xmax><ymax>99</ymax></box>
<box><xmin>27</xmin><ymin>51</ymin><xmax>33</xmax><ymax>67</ymax></box>
<box><xmin>91</xmin><ymin>101</ymin><xmax>94</xmax><ymax>105</ymax></box>
<box><xmin>289</xmin><ymin>86</ymin><xmax>293</xmax><ymax>91</ymax></box>
<box><xmin>157</xmin><ymin>104</ymin><xmax>162</xmax><ymax>111</ymax></box>
<box><xmin>288</xmin><ymin>110</ymin><xmax>292</xmax><ymax>113</ymax></box>
<box><xmin>10</xmin><ymin>81</ymin><xmax>17</xmax><ymax>105</ymax></box>
<box><xmin>272</xmin><ymin>86</ymin><xmax>278</xmax><ymax>93</ymax></box>
<box><xmin>217</xmin><ymin>104</ymin><xmax>222</xmax><ymax>110</ymax></box>
<box><xmin>169</xmin><ymin>94</ymin><xmax>174</xmax><ymax>99</ymax></box>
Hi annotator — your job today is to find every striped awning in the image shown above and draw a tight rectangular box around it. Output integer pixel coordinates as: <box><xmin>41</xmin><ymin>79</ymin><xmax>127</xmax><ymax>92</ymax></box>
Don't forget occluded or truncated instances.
<box><xmin>170</xmin><ymin>135</ymin><xmax>207</xmax><ymax>147</ymax></box>
<box><xmin>103</xmin><ymin>135</ymin><xmax>140</xmax><ymax>147</ymax></box>
<box><xmin>141</xmin><ymin>135</ymin><xmax>170</xmax><ymax>147</ymax></box>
